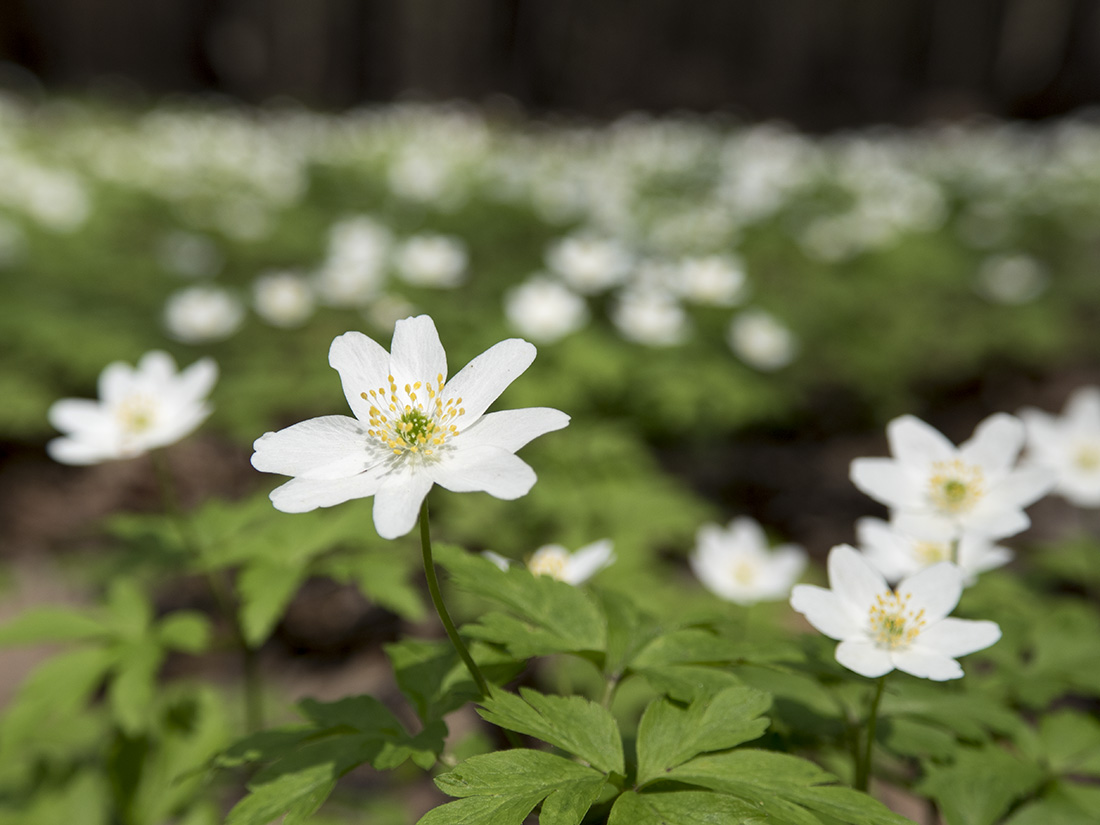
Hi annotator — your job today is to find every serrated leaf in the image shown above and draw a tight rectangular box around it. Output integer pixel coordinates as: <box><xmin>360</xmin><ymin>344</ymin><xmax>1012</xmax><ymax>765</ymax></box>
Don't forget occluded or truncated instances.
<box><xmin>426</xmin><ymin>749</ymin><xmax>607</xmax><ymax>825</ymax></box>
<box><xmin>0</xmin><ymin>606</ymin><xmax>108</xmax><ymax>645</ymax></box>
<box><xmin>636</xmin><ymin>686</ymin><xmax>771</xmax><ymax>785</ymax></box>
<box><xmin>632</xmin><ymin>627</ymin><xmax>747</xmax><ymax>668</ymax></box>
<box><xmin>477</xmin><ymin>687</ymin><xmax>624</xmax><ymax>774</ymax></box>
<box><xmin>917</xmin><ymin>745</ymin><xmax>1044</xmax><ymax>825</ymax></box>
<box><xmin>225</xmin><ymin>762</ymin><xmax>335</xmax><ymax>825</ymax></box>
<box><xmin>608</xmin><ymin>790</ymin><xmax>766</xmax><ymax>825</ymax></box>
<box><xmin>236</xmin><ymin>559</ymin><xmax>308</xmax><ymax>646</ymax></box>
<box><xmin>596</xmin><ymin>588</ymin><xmax>663</xmax><ymax>677</ymax></box>
<box><xmin>637</xmin><ymin>664</ymin><xmax>747</xmax><ymax>703</ymax></box>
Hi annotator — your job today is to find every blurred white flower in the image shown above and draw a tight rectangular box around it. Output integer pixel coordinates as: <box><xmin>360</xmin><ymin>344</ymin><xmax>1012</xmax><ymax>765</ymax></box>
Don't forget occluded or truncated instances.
<box><xmin>850</xmin><ymin>414</ymin><xmax>1055</xmax><ymax>541</ymax></box>
<box><xmin>504</xmin><ymin>276</ymin><xmax>589</xmax><ymax>343</ymax></box>
<box><xmin>790</xmin><ymin>544</ymin><xmax>1001</xmax><ymax>681</ymax></box>
<box><xmin>253</xmin><ymin>271</ymin><xmax>315</xmax><ymax>328</ymax></box>
<box><xmin>545</xmin><ymin>234</ymin><xmax>633</xmax><ymax>295</ymax></box>
<box><xmin>611</xmin><ymin>287</ymin><xmax>688</xmax><ymax>347</ymax></box>
<box><xmin>393</xmin><ymin>234</ymin><xmax>468</xmax><ymax>288</ymax></box>
<box><xmin>975</xmin><ymin>253</ymin><xmax>1049</xmax><ymax>305</ymax></box>
<box><xmin>1020</xmin><ymin>386</ymin><xmax>1100</xmax><ymax>507</ymax></box>
<box><xmin>856</xmin><ymin>517</ymin><xmax>1011</xmax><ymax>586</ymax></box>
<box><xmin>528</xmin><ymin>540</ymin><xmax>615</xmax><ymax>585</ymax></box>
<box><xmin>314</xmin><ymin>216</ymin><xmax>392</xmax><ymax>307</ymax></box>
<box><xmin>727</xmin><ymin>309</ymin><xmax>797</xmax><ymax>370</ymax></box>
<box><xmin>690</xmin><ymin>517</ymin><xmax>806</xmax><ymax>604</ymax></box>
<box><xmin>164</xmin><ymin>285</ymin><xmax>245</xmax><ymax>344</ymax></box>
<box><xmin>156</xmin><ymin>230</ymin><xmax>224</xmax><ymax>278</ymax></box>
<box><xmin>251</xmin><ymin>315</ymin><xmax>570</xmax><ymax>539</ymax></box>
<box><xmin>47</xmin><ymin>350</ymin><xmax>217</xmax><ymax>465</ymax></box>
<box><xmin>362</xmin><ymin>293</ymin><xmax>417</xmax><ymax>333</ymax></box>
<box><xmin>481</xmin><ymin>550</ymin><xmax>513</xmax><ymax>572</ymax></box>
<box><xmin>674</xmin><ymin>255</ymin><xmax>747</xmax><ymax>307</ymax></box>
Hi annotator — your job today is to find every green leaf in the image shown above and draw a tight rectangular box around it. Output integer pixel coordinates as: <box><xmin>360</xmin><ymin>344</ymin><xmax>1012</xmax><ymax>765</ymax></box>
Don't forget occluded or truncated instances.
<box><xmin>108</xmin><ymin>639</ymin><xmax>164</xmax><ymax>735</ymax></box>
<box><xmin>664</xmin><ymin>750</ymin><xmax>914</xmax><ymax>825</ymax></box>
<box><xmin>632</xmin><ymin>627</ymin><xmax>748</xmax><ymax>668</ymax></box>
<box><xmin>635</xmin><ymin>686</ymin><xmax>771</xmax><ymax>785</ymax></box>
<box><xmin>608</xmin><ymin>790</ymin><xmax>766</xmax><ymax>825</ymax></box>
<box><xmin>916</xmin><ymin>745</ymin><xmax>1044</xmax><ymax>825</ymax></box>
<box><xmin>103</xmin><ymin>579</ymin><xmax>153</xmax><ymax>639</ymax></box>
<box><xmin>477</xmin><ymin>687</ymin><xmax>625</xmax><ymax>774</ymax></box>
<box><xmin>1034</xmin><ymin>709</ymin><xmax>1100</xmax><ymax>777</ymax></box>
<box><xmin>425</xmin><ymin>749</ymin><xmax>607</xmax><ymax>825</ymax></box>
<box><xmin>236</xmin><ymin>558</ymin><xmax>309</xmax><ymax>647</ymax></box>
<box><xmin>596</xmin><ymin>588</ymin><xmax>663</xmax><ymax>677</ymax></box>
<box><xmin>225</xmin><ymin>763</ymin><xmax>335</xmax><ymax>825</ymax></box>
<box><xmin>157</xmin><ymin>611</ymin><xmax>211</xmax><ymax>653</ymax></box>
<box><xmin>323</xmin><ymin>547</ymin><xmax>426</xmax><ymax>622</ymax></box>
<box><xmin>0</xmin><ymin>606</ymin><xmax>108</xmax><ymax>645</ymax></box>
<box><xmin>637</xmin><ymin>664</ymin><xmax>748</xmax><ymax>704</ymax></box>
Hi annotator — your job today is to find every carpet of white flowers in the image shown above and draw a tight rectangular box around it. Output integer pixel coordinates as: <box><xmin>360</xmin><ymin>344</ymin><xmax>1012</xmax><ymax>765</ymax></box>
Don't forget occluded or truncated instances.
<box><xmin>1</xmin><ymin>95</ymin><xmax>1099</xmax><ymax>825</ymax></box>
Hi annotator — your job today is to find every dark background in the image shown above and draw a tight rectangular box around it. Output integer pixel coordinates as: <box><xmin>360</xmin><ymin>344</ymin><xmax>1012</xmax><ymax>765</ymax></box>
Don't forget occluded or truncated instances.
<box><xmin>1</xmin><ymin>0</ymin><xmax>1098</xmax><ymax>129</ymax></box>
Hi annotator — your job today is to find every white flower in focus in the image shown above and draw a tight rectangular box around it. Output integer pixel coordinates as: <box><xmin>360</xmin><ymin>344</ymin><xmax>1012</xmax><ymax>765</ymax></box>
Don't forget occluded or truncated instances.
<box><xmin>674</xmin><ymin>255</ymin><xmax>748</xmax><ymax>307</ymax></box>
<box><xmin>393</xmin><ymin>234</ymin><xmax>468</xmax><ymax>288</ymax></box>
<box><xmin>1020</xmin><ymin>387</ymin><xmax>1100</xmax><ymax>506</ymax></box>
<box><xmin>850</xmin><ymin>414</ymin><xmax>1055</xmax><ymax>541</ymax></box>
<box><xmin>251</xmin><ymin>315</ymin><xmax>570</xmax><ymax>539</ymax></box>
<box><xmin>504</xmin><ymin>276</ymin><xmax>589</xmax><ymax>343</ymax></box>
<box><xmin>727</xmin><ymin>309</ymin><xmax>797</xmax><ymax>371</ymax></box>
<box><xmin>164</xmin><ymin>285</ymin><xmax>245</xmax><ymax>344</ymax></box>
<box><xmin>975</xmin><ymin>254</ymin><xmax>1049</xmax><ymax>305</ymax></box>
<box><xmin>611</xmin><ymin>288</ymin><xmax>688</xmax><ymax>347</ymax></box>
<box><xmin>690</xmin><ymin>517</ymin><xmax>807</xmax><ymax>604</ymax></box>
<box><xmin>790</xmin><ymin>544</ymin><xmax>1001</xmax><ymax>681</ymax></box>
<box><xmin>47</xmin><ymin>350</ymin><xmax>217</xmax><ymax>465</ymax></box>
<box><xmin>545</xmin><ymin>234</ymin><xmax>633</xmax><ymax>295</ymax></box>
<box><xmin>856</xmin><ymin>517</ymin><xmax>1011</xmax><ymax>586</ymax></box>
<box><xmin>253</xmin><ymin>271</ymin><xmax>315</xmax><ymax>328</ymax></box>
<box><xmin>527</xmin><ymin>540</ymin><xmax>615</xmax><ymax>585</ymax></box>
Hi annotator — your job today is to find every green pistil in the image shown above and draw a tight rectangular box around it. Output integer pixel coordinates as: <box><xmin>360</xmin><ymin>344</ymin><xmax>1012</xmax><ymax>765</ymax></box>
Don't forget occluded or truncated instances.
<box><xmin>399</xmin><ymin>409</ymin><xmax>432</xmax><ymax>445</ymax></box>
<box><xmin>941</xmin><ymin>479</ymin><xmax>968</xmax><ymax>506</ymax></box>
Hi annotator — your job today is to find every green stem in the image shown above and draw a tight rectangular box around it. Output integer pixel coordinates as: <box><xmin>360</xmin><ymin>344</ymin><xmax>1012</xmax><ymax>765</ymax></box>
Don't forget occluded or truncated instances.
<box><xmin>151</xmin><ymin>450</ymin><xmax>264</xmax><ymax>733</ymax></box>
<box><xmin>855</xmin><ymin>675</ymin><xmax>887</xmax><ymax>792</ymax></box>
<box><xmin>601</xmin><ymin>674</ymin><xmax>620</xmax><ymax>710</ymax></box>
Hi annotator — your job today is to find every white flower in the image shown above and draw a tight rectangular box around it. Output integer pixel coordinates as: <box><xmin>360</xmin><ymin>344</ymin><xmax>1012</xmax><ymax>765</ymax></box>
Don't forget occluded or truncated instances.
<box><xmin>163</xmin><ymin>285</ymin><xmax>245</xmax><ymax>344</ymax></box>
<box><xmin>790</xmin><ymin>544</ymin><xmax>1001</xmax><ymax>681</ymax></box>
<box><xmin>545</xmin><ymin>234</ymin><xmax>633</xmax><ymax>295</ymax></box>
<box><xmin>855</xmin><ymin>517</ymin><xmax>1011</xmax><ymax>586</ymax></box>
<box><xmin>393</xmin><ymin>234</ymin><xmax>468</xmax><ymax>288</ymax></box>
<box><xmin>690</xmin><ymin>517</ymin><xmax>807</xmax><ymax>604</ymax></box>
<box><xmin>727</xmin><ymin>309</ymin><xmax>797</xmax><ymax>371</ymax></box>
<box><xmin>611</xmin><ymin>288</ymin><xmax>688</xmax><ymax>347</ymax></box>
<box><xmin>1020</xmin><ymin>386</ymin><xmax>1100</xmax><ymax>507</ymax></box>
<box><xmin>503</xmin><ymin>276</ymin><xmax>589</xmax><ymax>343</ymax></box>
<box><xmin>314</xmin><ymin>216</ymin><xmax>392</xmax><ymax>307</ymax></box>
<box><xmin>850</xmin><ymin>414</ymin><xmax>1055</xmax><ymax>540</ymax></box>
<box><xmin>251</xmin><ymin>315</ymin><xmax>570</xmax><ymax>539</ymax></box>
<box><xmin>975</xmin><ymin>254</ymin><xmax>1048</xmax><ymax>305</ymax></box>
<box><xmin>481</xmin><ymin>550</ymin><xmax>513</xmax><ymax>572</ymax></box>
<box><xmin>674</xmin><ymin>255</ymin><xmax>748</xmax><ymax>307</ymax></box>
<box><xmin>47</xmin><ymin>350</ymin><xmax>217</xmax><ymax>465</ymax></box>
<box><xmin>253</xmin><ymin>270</ymin><xmax>315</xmax><ymax>328</ymax></box>
<box><xmin>527</xmin><ymin>540</ymin><xmax>615</xmax><ymax>585</ymax></box>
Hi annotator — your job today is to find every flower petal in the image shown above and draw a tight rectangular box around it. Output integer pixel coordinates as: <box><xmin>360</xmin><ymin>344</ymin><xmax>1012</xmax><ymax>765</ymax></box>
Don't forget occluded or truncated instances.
<box><xmin>251</xmin><ymin>416</ymin><xmax>382</xmax><ymax>479</ymax></box>
<box><xmin>176</xmin><ymin>357</ymin><xmax>219</xmax><ymax>401</ymax></box>
<box><xmin>895</xmin><ymin>562</ymin><xmax>962</xmax><ymax>624</ymax></box>
<box><xmin>887</xmin><ymin>415</ymin><xmax>955</xmax><ymax>468</ymax></box>
<box><xmin>388</xmin><ymin>315</ymin><xmax>448</xmax><ymax>386</ymax></box>
<box><xmin>960</xmin><ymin>504</ymin><xmax>1029</xmax><ymax>540</ymax></box>
<box><xmin>563</xmin><ymin>539</ymin><xmax>615</xmax><ymax>584</ymax></box>
<box><xmin>98</xmin><ymin>360</ymin><xmax>135</xmax><ymax>404</ymax></box>
<box><xmin>889</xmin><ymin>648</ymin><xmax>963</xmax><ymax>681</ymax></box>
<box><xmin>835</xmin><ymin>639</ymin><xmax>895</xmax><ymax>678</ymax></box>
<box><xmin>789</xmin><ymin>584</ymin><xmax>863</xmax><ymax>640</ymax></box>
<box><xmin>329</xmin><ymin>331</ymin><xmax>393</xmax><ymax>421</ymax></box>
<box><xmin>828</xmin><ymin>544</ymin><xmax>888</xmax><ymax>613</ymax></box>
<box><xmin>993</xmin><ymin>466</ymin><xmax>1055</xmax><ymax>508</ymax></box>
<box><xmin>454</xmin><ymin>408</ymin><xmax>570</xmax><ymax>452</ymax></box>
<box><xmin>850</xmin><ymin>458</ymin><xmax>914</xmax><ymax>508</ymax></box>
<box><xmin>47</xmin><ymin>436</ymin><xmax>118</xmax><ymax>465</ymax></box>
<box><xmin>443</xmin><ymin>338</ymin><xmax>536</xmax><ymax>422</ymax></box>
<box><xmin>269</xmin><ymin>471</ymin><xmax>389</xmax><ymax>513</ymax></box>
<box><xmin>48</xmin><ymin>398</ymin><xmax>108</xmax><ymax>435</ymax></box>
<box><xmin>916</xmin><ymin>617</ymin><xmax>1001</xmax><ymax>658</ymax></box>
<box><xmin>429</xmin><ymin>446</ymin><xmax>537</xmax><ymax>500</ymax></box>
<box><xmin>1066</xmin><ymin>386</ymin><xmax>1100</xmax><ymax>428</ymax></box>
<box><xmin>960</xmin><ymin>413</ymin><xmax>1025</xmax><ymax>475</ymax></box>
<box><xmin>372</xmin><ymin>471</ymin><xmax>435</xmax><ymax>539</ymax></box>
<box><xmin>728</xmin><ymin>517</ymin><xmax>769</xmax><ymax>553</ymax></box>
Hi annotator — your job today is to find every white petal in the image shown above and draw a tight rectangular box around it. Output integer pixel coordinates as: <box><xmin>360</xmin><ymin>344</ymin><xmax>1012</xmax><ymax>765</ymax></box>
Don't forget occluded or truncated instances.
<box><xmin>850</xmin><ymin>458</ymin><xmax>915</xmax><ymax>508</ymax></box>
<box><xmin>176</xmin><ymin>357</ymin><xmax>219</xmax><ymax>401</ymax></box>
<box><xmin>766</xmin><ymin>545</ymin><xmax>808</xmax><ymax>587</ymax></box>
<box><xmin>1065</xmin><ymin>386</ymin><xmax>1100</xmax><ymax>428</ymax></box>
<box><xmin>562</xmin><ymin>539</ymin><xmax>615</xmax><ymax>584</ymax></box>
<box><xmin>960</xmin><ymin>504</ymin><xmax>1029</xmax><ymax>540</ymax></box>
<box><xmin>137</xmin><ymin>350</ymin><xmax>178</xmax><ymax>385</ymax></box>
<box><xmin>916</xmin><ymin>618</ymin><xmax>1001</xmax><ymax>658</ymax></box>
<box><xmin>329</xmin><ymin>331</ymin><xmax>393</xmax><ymax>421</ymax></box>
<box><xmin>956</xmin><ymin>535</ymin><xmax>1013</xmax><ymax>578</ymax></box>
<box><xmin>889</xmin><ymin>648</ymin><xmax>963</xmax><ymax>681</ymax></box>
<box><xmin>828</xmin><ymin>544</ymin><xmax>887</xmax><ymax>613</ymax></box>
<box><xmin>960</xmin><ymin>413</ymin><xmax>1025</xmax><ymax>475</ymax></box>
<box><xmin>893</xmin><ymin>511</ymin><xmax>958</xmax><ymax>542</ymax></box>
<box><xmin>48</xmin><ymin>398</ymin><xmax>107</xmax><ymax>434</ymax></box>
<box><xmin>443</xmin><ymin>338</ymin><xmax>536</xmax><ymax>422</ymax></box>
<box><xmin>98</xmin><ymin>360</ymin><xmax>135</xmax><ymax>404</ymax></box>
<box><xmin>835</xmin><ymin>639</ymin><xmax>896</xmax><ymax>678</ymax></box>
<box><xmin>47</xmin><ymin>436</ymin><xmax>119</xmax><ymax>465</ymax></box>
<box><xmin>728</xmin><ymin>517</ymin><xmax>769</xmax><ymax>552</ymax></box>
<box><xmin>388</xmin><ymin>315</ymin><xmax>448</xmax><ymax>386</ymax></box>
<box><xmin>453</xmin><ymin>408</ymin><xmax>570</xmax><ymax>452</ymax></box>
<box><xmin>789</xmin><ymin>585</ymin><xmax>863</xmax><ymax>640</ymax></box>
<box><xmin>993</xmin><ymin>466</ymin><xmax>1055</xmax><ymax>508</ymax></box>
<box><xmin>429</xmin><ymin>446</ymin><xmax>537</xmax><ymax>500</ymax></box>
<box><xmin>895</xmin><ymin>562</ymin><xmax>962</xmax><ymax>624</ymax></box>
<box><xmin>887</xmin><ymin>415</ymin><xmax>955</xmax><ymax>467</ymax></box>
<box><xmin>251</xmin><ymin>416</ymin><xmax>381</xmax><ymax>479</ymax></box>
<box><xmin>269</xmin><ymin>471</ymin><xmax>389</xmax><ymax>513</ymax></box>
<box><xmin>372</xmin><ymin>472</ymin><xmax>435</xmax><ymax>539</ymax></box>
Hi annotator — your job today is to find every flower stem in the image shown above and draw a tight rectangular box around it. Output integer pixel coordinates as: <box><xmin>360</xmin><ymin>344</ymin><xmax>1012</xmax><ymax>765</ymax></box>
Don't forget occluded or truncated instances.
<box><xmin>855</xmin><ymin>675</ymin><xmax>887</xmax><ymax>792</ymax></box>
<box><xmin>150</xmin><ymin>450</ymin><xmax>264</xmax><ymax>733</ymax></box>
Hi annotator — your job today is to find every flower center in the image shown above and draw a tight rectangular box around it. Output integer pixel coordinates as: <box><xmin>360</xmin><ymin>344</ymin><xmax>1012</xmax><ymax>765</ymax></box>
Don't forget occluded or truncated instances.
<box><xmin>361</xmin><ymin>373</ymin><xmax>464</xmax><ymax>456</ymax></box>
<box><xmin>913</xmin><ymin>540</ymin><xmax>951</xmax><ymax>565</ymax></box>
<box><xmin>1074</xmin><ymin>443</ymin><xmax>1100</xmax><ymax>472</ymax></box>
<box><xmin>868</xmin><ymin>590</ymin><xmax>926</xmax><ymax>650</ymax></box>
<box><xmin>528</xmin><ymin>547</ymin><xmax>568</xmax><ymax>580</ymax></box>
<box><xmin>731</xmin><ymin>560</ymin><xmax>757</xmax><ymax>586</ymax></box>
<box><xmin>116</xmin><ymin>395</ymin><xmax>156</xmax><ymax>435</ymax></box>
<box><xmin>928</xmin><ymin>459</ymin><xmax>985</xmax><ymax>514</ymax></box>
